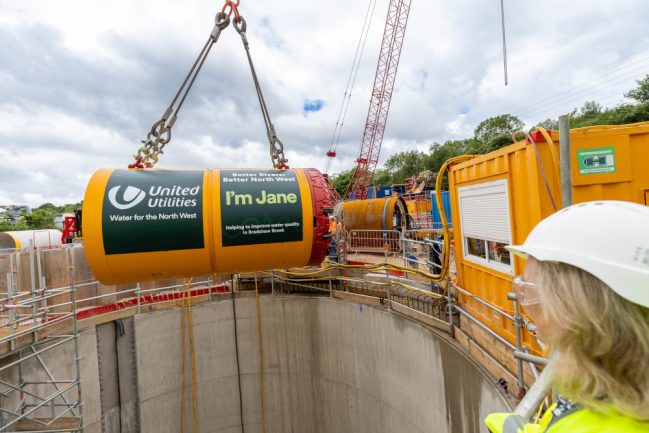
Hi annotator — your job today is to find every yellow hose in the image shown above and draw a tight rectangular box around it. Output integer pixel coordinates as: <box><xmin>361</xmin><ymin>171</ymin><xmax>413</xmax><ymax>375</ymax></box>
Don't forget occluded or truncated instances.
<box><xmin>271</xmin><ymin>261</ymin><xmax>446</xmax><ymax>283</ymax></box>
<box><xmin>536</xmin><ymin>127</ymin><xmax>560</xmax><ymax>175</ymax></box>
<box><xmin>254</xmin><ymin>275</ymin><xmax>267</xmax><ymax>433</ymax></box>
<box><xmin>180</xmin><ymin>282</ymin><xmax>186</xmax><ymax>433</ymax></box>
<box><xmin>433</xmin><ymin>155</ymin><xmax>476</xmax><ymax>284</ymax></box>
<box><xmin>180</xmin><ymin>278</ymin><xmax>198</xmax><ymax>433</ymax></box>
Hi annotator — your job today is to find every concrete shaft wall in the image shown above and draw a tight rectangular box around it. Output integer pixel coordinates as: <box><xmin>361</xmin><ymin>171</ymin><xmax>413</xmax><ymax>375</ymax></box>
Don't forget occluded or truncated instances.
<box><xmin>136</xmin><ymin>296</ymin><xmax>510</xmax><ymax>433</ymax></box>
<box><xmin>1</xmin><ymin>296</ymin><xmax>511</xmax><ymax>433</ymax></box>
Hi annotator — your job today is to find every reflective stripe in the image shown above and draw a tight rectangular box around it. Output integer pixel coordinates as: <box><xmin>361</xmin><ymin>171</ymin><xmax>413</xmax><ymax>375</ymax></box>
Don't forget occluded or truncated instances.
<box><xmin>485</xmin><ymin>413</ymin><xmax>511</xmax><ymax>432</ymax></box>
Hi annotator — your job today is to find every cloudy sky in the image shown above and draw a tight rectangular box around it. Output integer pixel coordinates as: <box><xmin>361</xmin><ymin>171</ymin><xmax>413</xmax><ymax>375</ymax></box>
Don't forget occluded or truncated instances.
<box><xmin>1</xmin><ymin>0</ymin><xmax>648</xmax><ymax>206</ymax></box>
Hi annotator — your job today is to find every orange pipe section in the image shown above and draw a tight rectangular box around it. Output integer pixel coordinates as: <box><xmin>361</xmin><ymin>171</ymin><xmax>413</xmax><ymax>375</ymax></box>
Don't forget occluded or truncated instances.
<box><xmin>337</xmin><ymin>197</ymin><xmax>408</xmax><ymax>231</ymax></box>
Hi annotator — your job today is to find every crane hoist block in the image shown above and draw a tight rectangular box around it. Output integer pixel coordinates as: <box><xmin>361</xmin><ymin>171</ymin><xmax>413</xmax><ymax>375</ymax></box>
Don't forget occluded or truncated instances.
<box><xmin>82</xmin><ymin>168</ymin><xmax>332</xmax><ymax>285</ymax></box>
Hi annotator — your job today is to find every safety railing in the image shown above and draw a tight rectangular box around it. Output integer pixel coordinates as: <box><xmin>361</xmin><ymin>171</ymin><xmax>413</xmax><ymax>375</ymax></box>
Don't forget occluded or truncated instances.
<box><xmin>400</xmin><ymin>190</ymin><xmax>433</xmax><ymax>201</ymax></box>
<box><xmin>409</xmin><ymin>212</ymin><xmax>434</xmax><ymax>230</ymax></box>
<box><xmin>441</xmin><ymin>281</ymin><xmax>546</xmax><ymax>396</ymax></box>
<box><xmin>345</xmin><ymin>230</ymin><xmax>402</xmax><ymax>257</ymax></box>
<box><xmin>338</xmin><ymin>228</ymin><xmax>548</xmax><ymax>398</ymax></box>
<box><xmin>401</xmin><ymin>232</ymin><xmax>444</xmax><ymax>274</ymax></box>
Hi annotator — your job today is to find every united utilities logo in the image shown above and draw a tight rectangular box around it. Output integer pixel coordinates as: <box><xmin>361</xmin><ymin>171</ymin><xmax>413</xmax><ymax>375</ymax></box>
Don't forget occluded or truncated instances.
<box><xmin>108</xmin><ymin>186</ymin><xmax>146</xmax><ymax>210</ymax></box>
<box><xmin>107</xmin><ymin>184</ymin><xmax>201</xmax><ymax>210</ymax></box>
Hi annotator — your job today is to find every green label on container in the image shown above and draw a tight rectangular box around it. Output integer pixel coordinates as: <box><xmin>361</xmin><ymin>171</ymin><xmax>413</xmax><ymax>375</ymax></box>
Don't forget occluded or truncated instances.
<box><xmin>102</xmin><ymin>170</ymin><xmax>204</xmax><ymax>255</ymax></box>
<box><xmin>220</xmin><ymin>170</ymin><xmax>303</xmax><ymax>247</ymax></box>
<box><xmin>577</xmin><ymin>147</ymin><xmax>616</xmax><ymax>174</ymax></box>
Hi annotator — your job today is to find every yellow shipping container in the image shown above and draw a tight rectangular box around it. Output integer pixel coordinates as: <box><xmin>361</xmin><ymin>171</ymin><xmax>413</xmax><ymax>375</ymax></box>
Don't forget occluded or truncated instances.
<box><xmin>448</xmin><ymin>121</ymin><xmax>649</xmax><ymax>352</ymax></box>
<box><xmin>449</xmin><ymin>136</ymin><xmax>560</xmax><ymax>351</ymax></box>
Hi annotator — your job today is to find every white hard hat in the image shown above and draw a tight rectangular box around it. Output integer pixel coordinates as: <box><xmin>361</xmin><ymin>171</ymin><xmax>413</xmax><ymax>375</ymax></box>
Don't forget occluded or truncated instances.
<box><xmin>507</xmin><ymin>201</ymin><xmax>649</xmax><ymax>308</ymax></box>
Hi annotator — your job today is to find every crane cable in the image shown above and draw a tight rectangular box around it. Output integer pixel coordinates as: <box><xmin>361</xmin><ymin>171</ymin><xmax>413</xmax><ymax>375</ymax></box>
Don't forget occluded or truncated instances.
<box><xmin>129</xmin><ymin>0</ymin><xmax>287</xmax><ymax>170</ymax></box>
<box><xmin>180</xmin><ymin>278</ymin><xmax>198</xmax><ymax>433</ymax></box>
<box><xmin>499</xmin><ymin>0</ymin><xmax>509</xmax><ymax>86</ymax></box>
<box><xmin>324</xmin><ymin>0</ymin><xmax>379</xmax><ymax>174</ymax></box>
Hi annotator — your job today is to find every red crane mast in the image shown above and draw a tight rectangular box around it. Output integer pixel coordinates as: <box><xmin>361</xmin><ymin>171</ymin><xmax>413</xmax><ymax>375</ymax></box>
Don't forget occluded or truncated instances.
<box><xmin>344</xmin><ymin>0</ymin><xmax>412</xmax><ymax>200</ymax></box>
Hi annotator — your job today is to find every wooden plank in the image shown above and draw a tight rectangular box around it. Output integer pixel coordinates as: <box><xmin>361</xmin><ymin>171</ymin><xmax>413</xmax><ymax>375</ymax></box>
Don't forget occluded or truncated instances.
<box><xmin>16</xmin><ymin>416</ymin><xmax>81</xmax><ymax>431</ymax></box>
<box><xmin>332</xmin><ymin>290</ymin><xmax>387</xmax><ymax>308</ymax></box>
<box><xmin>390</xmin><ymin>301</ymin><xmax>452</xmax><ymax>334</ymax></box>
<box><xmin>454</xmin><ymin>327</ymin><xmax>521</xmax><ymax>399</ymax></box>
<box><xmin>459</xmin><ymin>319</ymin><xmax>537</xmax><ymax>387</ymax></box>
<box><xmin>78</xmin><ymin>307</ymin><xmax>137</xmax><ymax>331</ymax></box>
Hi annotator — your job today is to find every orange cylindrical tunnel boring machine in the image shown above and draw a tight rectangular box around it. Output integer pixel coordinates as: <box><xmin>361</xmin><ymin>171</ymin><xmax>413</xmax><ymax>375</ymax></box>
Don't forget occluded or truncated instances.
<box><xmin>83</xmin><ymin>168</ymin><xmax>332</xmax><ymax>285</ymax></box>
<box><xmin>333</xmin><ymin>196</ymin><xmax>411</xmax><ymax>254</ymax></box>
<box><xmin>334</xmin><ymin>196</ymin><xmax>410</xmax><ymax>232</ymax></box>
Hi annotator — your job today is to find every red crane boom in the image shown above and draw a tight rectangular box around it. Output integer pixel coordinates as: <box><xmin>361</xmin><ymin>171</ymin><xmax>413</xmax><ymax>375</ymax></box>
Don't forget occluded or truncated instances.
<box><xmin>344</xmin><ymin>0</ymin><xmax>412</xmax><ymax>199</ymax></box>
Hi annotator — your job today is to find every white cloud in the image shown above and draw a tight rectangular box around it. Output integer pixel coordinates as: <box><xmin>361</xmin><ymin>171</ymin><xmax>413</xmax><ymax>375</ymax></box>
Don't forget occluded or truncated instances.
<box><xmin>0</xmin><ymin>0</ymin><xmax>648</xmax><ymax>206</ymax></box>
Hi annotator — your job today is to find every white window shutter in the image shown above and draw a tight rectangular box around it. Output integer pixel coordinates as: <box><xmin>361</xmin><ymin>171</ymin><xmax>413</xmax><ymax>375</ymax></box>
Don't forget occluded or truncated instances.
<box><xmin>458</xmin><ymin>179</ymin><xmax>512</xmax><ymax>244</ymax></box>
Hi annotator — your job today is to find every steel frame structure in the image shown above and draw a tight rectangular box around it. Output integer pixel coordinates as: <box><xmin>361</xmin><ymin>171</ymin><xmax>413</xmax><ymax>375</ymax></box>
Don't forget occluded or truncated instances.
<box><xmin>345</xmin><ymin>0</ymin><xmax>412</xmax><ymax>200</ymax></box>
<box><xmin>0</xmin><ymin>246</ymin><xmax>83</xmax><ymax>432</ymax></box>
<box><xmin>0</xmin><ymin>244</ymin><xmax>226</xmax><ymax>432</ymax></box>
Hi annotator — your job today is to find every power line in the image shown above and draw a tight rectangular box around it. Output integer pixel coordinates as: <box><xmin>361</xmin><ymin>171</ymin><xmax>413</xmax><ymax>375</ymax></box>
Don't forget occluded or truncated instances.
<box><xmin>468</xmin><ymin>51</ymin><xmax>649</xmax><ymax>124</ymax></box>
<box><xmin>324</xmin><ymin>0</ymin><xmax>378</xmax><ymax>173</ymax></box>
<box><xmin>508</xmin><ymin>55</ymin><xmax>649</xmax><ymax>116</ymax></box>
<box><xmin>516</xmin><ymin>68</ymin><xmax>648</xmax><ymax>120</ymax></box>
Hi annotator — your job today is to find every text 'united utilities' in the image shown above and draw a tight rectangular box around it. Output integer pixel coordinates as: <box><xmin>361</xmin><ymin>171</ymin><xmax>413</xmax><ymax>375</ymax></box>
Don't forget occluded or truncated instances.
<box><xmin>108</xmin><ymin>185</ymin><xmax>201</xmax><ymax>210</ymax></box>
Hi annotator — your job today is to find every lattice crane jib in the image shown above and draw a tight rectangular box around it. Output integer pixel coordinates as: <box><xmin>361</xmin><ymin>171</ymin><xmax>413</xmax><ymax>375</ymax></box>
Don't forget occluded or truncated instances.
<box><xmin>345</xmin><ymin>0</ymin><xmax>412</xmax><ymax>200</ymax></box>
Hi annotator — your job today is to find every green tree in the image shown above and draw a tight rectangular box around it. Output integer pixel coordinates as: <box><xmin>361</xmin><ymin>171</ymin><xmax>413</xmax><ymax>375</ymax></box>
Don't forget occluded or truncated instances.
<box><xmin>37</xmin><ymin>203</ymin><xmax>58</xmax><ymax>212</ymax></box>
<box><xmin>0</xmin><ymin>220</ymin><xmax>28</xmax><ymax>231</ymax></box>
<box><xmin>580</xmin><ymin>101</ymin><xmax>603</xmax><ymax>116</ymax></box>
<box><xmin>483</xmin><ymin>134</ymin><xmax>516</xmax><ymax>153</ymax></box>
<box><xmin>23</xmin><ymin>209</ymin><xmax>56</xmax><ymax>230</ymax></box>
<box><xmin>372</xmin><ymin>169</ymin><xmax>391</xmax><ymax>187</ymax></box>
<box><xmin>330</xmin><ymin>168</ymin><xmax>355</xmax><ymax>197</ymax></box>
<box><xmin>0</xmin><ymin>211</ymin><xmax>28</xmax><ymax>231</ymax></box>
<box><xmin>428</xmin><ymin>139</ymin><xmax>472</xmax><ymax>172</ymax></box>
<box><xmin>473</xmin><ymin>114</ymin><xmax>524</xmax><ymax>144</ymax></box>
<box><xmin>61</xmin><ymin>202</ymin><xmax>82</xmax><ymax>213</ymax></box>
<box><xmin>625</xmin><ymin>74</ymin><xmax>649</xmax><ymax>103</ymax></box>
<box><xmin>382</xmin><ymin>150</ymin><xmax>432</xmax><ymax>184</ymax></box>
<box><xmin>535</xmin><ymin>118</ymin><xmax>559</xmax><ymax>130</ymax></box>
<box><xmin>598</xmin><ymin>103</ymin><xmax>649</xmax><ymax>125</ymax></box>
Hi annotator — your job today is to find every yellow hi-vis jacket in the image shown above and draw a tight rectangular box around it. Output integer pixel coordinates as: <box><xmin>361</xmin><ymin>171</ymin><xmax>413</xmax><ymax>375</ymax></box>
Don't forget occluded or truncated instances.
<box><xmin>485</xmin><ymin>398</ymin><xmax>649</xmax><ymax>433</ymax></box>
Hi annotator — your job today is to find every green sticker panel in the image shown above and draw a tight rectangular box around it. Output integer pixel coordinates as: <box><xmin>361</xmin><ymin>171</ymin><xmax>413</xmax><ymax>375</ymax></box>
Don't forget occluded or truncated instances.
<box><xmin>220</xmin><ymin>170</ymin><xmax>303</xmax><ymax>247</ymax></box>
<box><xmin>102</xmin><ymin>170</ymin><xmax>204</xmax><ymax>255</ymax></box>
<box><xmin>577</xmin><ymin>147</ymin><xmax>616</xmax><ymax>175</ymax></box>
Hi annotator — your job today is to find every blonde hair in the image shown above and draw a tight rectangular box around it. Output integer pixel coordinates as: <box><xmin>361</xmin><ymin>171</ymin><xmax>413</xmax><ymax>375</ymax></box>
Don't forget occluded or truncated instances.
<box><xmin>535</xmin><ymin>261</ymin><xmax>649</xmax><ymax>421</ymax></box>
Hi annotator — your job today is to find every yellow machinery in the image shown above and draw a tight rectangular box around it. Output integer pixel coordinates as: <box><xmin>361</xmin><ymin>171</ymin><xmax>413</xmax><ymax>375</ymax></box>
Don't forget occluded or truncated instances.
<box><xmin>83</xmin><ymin>168</ymin><xmax>331</xmax><ymax>285</ymax></box>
